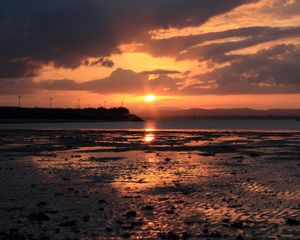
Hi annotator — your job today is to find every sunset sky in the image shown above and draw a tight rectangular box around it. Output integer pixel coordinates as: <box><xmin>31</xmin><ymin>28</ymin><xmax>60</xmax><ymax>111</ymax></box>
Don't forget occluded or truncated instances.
<box><xmin>1</xmin><ymin>0</ymin><xmax>300</xmax><ymax>111</ymax></box>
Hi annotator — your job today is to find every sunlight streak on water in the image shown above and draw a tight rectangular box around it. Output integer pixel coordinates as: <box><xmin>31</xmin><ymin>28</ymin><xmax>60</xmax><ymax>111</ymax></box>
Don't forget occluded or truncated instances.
<box><xmin>143</xmin><ymin>121</ymin><xmax>156</xmax><ymax>143</ymax></box>
<box><xmin>144</xmin><ymin>133</ymin><xmax>155</xmax><ymax>143</ymax></box>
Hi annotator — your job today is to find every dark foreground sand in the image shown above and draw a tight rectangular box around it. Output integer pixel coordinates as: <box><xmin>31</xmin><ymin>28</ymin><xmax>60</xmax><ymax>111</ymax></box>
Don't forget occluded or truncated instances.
<box><xmin>0</xmin><ymin>130</ymin><xmax>299</xmax><ymax>239</ymax></box>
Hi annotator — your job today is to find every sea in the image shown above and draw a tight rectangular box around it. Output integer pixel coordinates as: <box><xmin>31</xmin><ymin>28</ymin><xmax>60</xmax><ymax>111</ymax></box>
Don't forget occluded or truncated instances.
<box><xmin>0</xmin><ymin>119</ymin><xmax>299</xmax><ymax>131</ymax></box>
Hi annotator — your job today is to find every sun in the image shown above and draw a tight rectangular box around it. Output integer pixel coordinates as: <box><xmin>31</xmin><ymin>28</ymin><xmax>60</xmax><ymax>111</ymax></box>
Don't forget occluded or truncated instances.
<box><xmin>144</xmin><ymin>95</ymin><xmax>156</xmax><ymax>102</ymax></box>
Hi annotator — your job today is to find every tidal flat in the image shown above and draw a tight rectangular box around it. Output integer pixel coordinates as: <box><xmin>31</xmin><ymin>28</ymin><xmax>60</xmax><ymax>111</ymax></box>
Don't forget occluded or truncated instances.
<box><xmin>0</xmin><ymin>130</ymin><xmax>299</xmax><ymax>239</ymax></box>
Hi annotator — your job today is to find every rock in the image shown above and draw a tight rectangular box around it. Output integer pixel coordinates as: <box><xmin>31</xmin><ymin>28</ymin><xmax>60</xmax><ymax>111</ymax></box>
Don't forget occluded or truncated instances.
<box><xmin>286</xmin><ymin>218</ymin><xmax>300</xmax><ymax>226</ymax></box>
<box><xmin>230</xmin><ymin>221</ymin><xmax>243</xmax><ymax>228</ymax></box>
<box><xmin>82</xmin><ymin>215</ymin><xmax>90</xmax><ymax>222</ymax></box>
<box><xmin>0</xmin><ymin>232</ymin><xmax>26</xmax><ymax>240</ymax></box>
<box><xmin>157</xmin><ymin>231</ymin><xmax>180</xmax><ymax>240</ymax></box>
<box><xmin>28</xmin><ymin>212</ymin><xmax>50</xmax><ymax>222</ymax></box>
<box><xmin>165</xmin><ymin>158</ymin><xmax>172</xmax><ymax>162</ymax></box>
<box><xmin>125</xmin><ymin>210</ymin><xmax>136</xmax><ymax>218</ymax></box>
<box><xmin>249</xmin><ymin>152</ymin><xmax>260</xmax><ymax>157</ymax></box>
<box><xmin>210</xmin><ymin>232</ymin><xmax>222</xmax><ymax>238</ymax></box>
<box><xmin>199</xmin><ymin>153</ymin><xmax>215</xmax><ymax>157</ymax></box>
<box><xmin>182</xmin><ymin>231</ymin><xmax>192</xmax><ymax>239</ymax></box>
<box><xmin>165</xmin><ymin>209</ymin><xmax>175</xmax><ymax>214</ymax></box>
<box><xmin>141</xmin><ymin>205</ymin><xmax>154</xmax><ymax>211</ymax></box>
<box><xmin>54</xmin><ymin>192</ymin><xmax>64</xmax><ymax>196</ymax></box>
<box><xmin>236</xmin><ymin>236</ymin><xmax>244</xmax><ymax>240</ymax></box>
<box><xmin>200</xmin><ymin>230</ymin><xmax>223</xmax><ymax>238</ymax></box>
<box><xmin>121</xmin><ymin>233</ymin><xmax>131</xmax><ymax>238</ymax></box>
<box><xmin>131</xmin><ymin>221</ymin><xmax>144</xmax><ymax>227</ymax></box>
<box><xmin>36</xmin><ymin>201</ymin><xmax>47</xmax><ymax>207</ymax></box>
<box><xmin>59</xmin><ymin>220</ymin><xmax>77</xmax><ymax>227</ymax></box>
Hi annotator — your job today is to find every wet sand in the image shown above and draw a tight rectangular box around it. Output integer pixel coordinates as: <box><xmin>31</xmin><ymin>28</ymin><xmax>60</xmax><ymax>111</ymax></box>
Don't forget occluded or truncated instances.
<box><xmin>0</xmin><ymin>130</ymin><xmax>299</xmax><ymax>239</ymax></box>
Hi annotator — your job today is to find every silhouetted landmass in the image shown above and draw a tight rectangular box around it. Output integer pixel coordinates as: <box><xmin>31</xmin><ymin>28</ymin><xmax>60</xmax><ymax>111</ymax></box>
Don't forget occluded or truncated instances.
<box><xmin>0</xmin><ymin>107</ymin><xmax>143</xmax><ymax>123</ymax></box>
<box><xmin>141</xmin><ymin>108</ymin><xmax>300</xmax><ymax>120</ymax></box>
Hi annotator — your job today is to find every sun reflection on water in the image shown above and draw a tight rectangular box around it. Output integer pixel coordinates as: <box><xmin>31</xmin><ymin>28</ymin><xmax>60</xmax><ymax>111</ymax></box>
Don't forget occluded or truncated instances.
<box><xmin>144</xmin><ymin>133</ymin><xmax>155</xmax><ymax>143</ymax></box>
<box><xmin>143</xmin><ymin>121</ymin><xmax>156</xmax><ymax>143</ymax></box>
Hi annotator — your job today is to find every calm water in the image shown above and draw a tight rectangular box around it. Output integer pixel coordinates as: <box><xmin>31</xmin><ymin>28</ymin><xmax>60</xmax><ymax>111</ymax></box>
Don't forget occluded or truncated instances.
<box><xmin>0</xmin><ymin>119</ymin><xmax>299</xmax><ymax>131</ymax></box>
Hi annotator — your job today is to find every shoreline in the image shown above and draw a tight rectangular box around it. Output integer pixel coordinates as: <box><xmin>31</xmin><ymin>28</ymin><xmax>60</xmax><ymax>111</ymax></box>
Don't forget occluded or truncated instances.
<box><xmin>0</xmin><ymin>130</ymin><xmax>299</xmax><ymax>239</ymax></box>
<box><xmin>0</xmin><ymin>118</ymin><xmax>144</xmax><ymax>124</ymax></box>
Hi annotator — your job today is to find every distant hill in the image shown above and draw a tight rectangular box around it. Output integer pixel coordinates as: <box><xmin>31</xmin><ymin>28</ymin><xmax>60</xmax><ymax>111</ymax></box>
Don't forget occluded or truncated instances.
<box><xmin>0</xmin><ymin>107</ymin><xmax>143</xmax><ymax>123</ymax></box>
<box><xmin>140</xmin><ymin>108</ymin><xmax>300</xmax><ymax>120</ymax></box>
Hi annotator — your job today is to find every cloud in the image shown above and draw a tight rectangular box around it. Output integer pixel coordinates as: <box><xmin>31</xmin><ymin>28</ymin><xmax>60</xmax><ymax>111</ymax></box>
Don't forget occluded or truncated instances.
<box><xmin>177</xmin><ymin>27</ymin><xmax>300</xmax><ymax>63</ymax></box>
<box><xmin>3</xmin><ymin>44</ymin><xmax>300</xmax><ymax>97</ymax></box>
<box><xmin>2</xmin><ymin>0</ymin><xmax>300</xmax><ymax>97</ymax></box>
<box><xmin>140</xmin><ymin>69</ymin><xmax>181</xmax><ymax>75</ymax></box>
<box><xmin>83</xmin><ymin>58</ymin><xmax>114</xmax><ymax>68</ymax></box>
<box><xmin>38</xmin><ymin>68</ymin><xmax>182</xmax><ymax>95</ymax></box>
<box><xmin>183</xmin><ymin>44</ymin><xmax>300</xmax><ymax>94</ymax></box>
<box><xmin>143</xmin><ymin>26</ymin><xmax>300</xmax><ymax>61</ymax></box>
<box><xmin>0</xmin><ymin>78</ymin><xmax>37</xmax><ymax>95</ymax></box>
<box><xmin>261</xmin><ymin>0</ymin><xmax>300</xmax><ymax>17</ymax></box>
<box><xmin>0</xmin><ymin>0</ymin><xmax>252</xmax><ymax>78</ymax></box>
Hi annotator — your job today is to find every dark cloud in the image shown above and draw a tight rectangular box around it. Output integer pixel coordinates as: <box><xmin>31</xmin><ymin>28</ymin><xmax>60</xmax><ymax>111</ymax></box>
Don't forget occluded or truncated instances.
<box><xmin>0</xmin><ymin>0</ymin><xmax>252</xmax><ymax>78</ymax></box>
<box><xmin>144</xmin><ymin>26</ymin><xmax>300</xmax><ymax>61</ymax></box>
<box><xmin>183</xmin><ymin>44</ymin><xmax>300</xmax><ymax>94</ymax></box>
<box><xmin>0</xmin><ymin>78</ymin><xmax>37</xmax><ymax>95</ymax></box>
<box><xmin>177</xmin><ymin>27</ymin><xmax>300</xmax><ymax>63</ymax></box>
<box><xmin>83</xmin><ymin>58</ymin><xmax>114</xmax><ymax>68</ymax></box>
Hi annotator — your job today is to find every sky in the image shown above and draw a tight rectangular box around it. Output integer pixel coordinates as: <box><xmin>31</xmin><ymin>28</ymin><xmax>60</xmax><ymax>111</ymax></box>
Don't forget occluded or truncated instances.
<box><xmin>1</xmin><ymin>0</ymin><xmax>300</xmax><ymax>110</ymax></box>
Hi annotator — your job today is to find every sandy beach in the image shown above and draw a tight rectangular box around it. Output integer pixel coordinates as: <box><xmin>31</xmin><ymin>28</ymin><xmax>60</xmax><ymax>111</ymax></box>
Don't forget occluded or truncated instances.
<box><xmin>0</xmin><ymin>130</ymin><xmax>299</xmax><ymax>239</ymax></box>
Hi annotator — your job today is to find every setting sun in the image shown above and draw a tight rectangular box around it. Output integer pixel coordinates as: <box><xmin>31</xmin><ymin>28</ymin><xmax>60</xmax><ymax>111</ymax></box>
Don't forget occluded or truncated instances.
<box><xmin>144</xmin><ymin>95</ymin><xmax>156</xmax><ymax>102</ymax></box>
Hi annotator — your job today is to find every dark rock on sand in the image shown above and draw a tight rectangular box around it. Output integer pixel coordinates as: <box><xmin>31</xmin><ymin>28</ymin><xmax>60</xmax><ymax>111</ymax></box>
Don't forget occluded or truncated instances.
<box><xmin>249</xmin><ymin>152</ymin><xmax>260</xmax><ymax>157</ymax></box>
<box><xmin>182</xmin><ymin>231</ymin><xmax>192</xmax><ymax>239</ymax></box>
<box><xmin>121</xmin><ymin>233</ymin><xmax>131</xmax><ymax>238</ymax></box>
<box><xmin>230</xmin><ymin>221</ymin><xmax>244</xmax><ymax>228</ymax></box>
<box><xmin>82</xmin><ymin>215</ymin><xmax>90</xmax><ymax>222</ymax></box>
<box><xmin>157</xmin><ymin>231</ymin><xmax>180</xmax><ymax>240</ymax></box>
<box><xmin>28</xmin><ymin>212</ymin><xmax>50</xmax><ymax>221</ymax></box>
<box><xmin>98</xmin><ymin>199</ymin><xmax>107</xmax><ymax>204</ymax></box>
<box><xmin>199</xmin><ymin>153</ymin><xmax>215</xmax><ymax>157</ymax></box>
<box><xmin>165</xmin><ymin>209</ymin><xmax>175</xmax><ymax>214</ymax></box>
<box><xmin>236</xmin><ymin>236</ymin><xmax>245</xmax><ymax>240</ymax></box>
<box><xmin>222</xmin><ymin>218</ymin><xmax>230</xmax><ymax>223</ymax></box>
<box><xmin>286</xmin><ymin>218</ymin><xmax>300</xmax><ymax>225</ymax></box>
<box><xmin>141</xmin><ymin>205</ymin><xmax>154</xmax><ymax>211</ymax></box>
<box><xmin>0</xmin><ymin>232</ymin><xmax>26</xmax><ymax>240</ymax></box>
<box><xmin>200</xmin><ymin>230</ymin><xmax>223</xmax><ymax>238</ymax></box>
<box><xmin>36</xmin><ymin>201</ymin><xmax>47</xmax><ymax>207</ymax></box>
<box><xmin>124</xmin><ymin>210</ymin><xmax>137</xmax><ymax>218</ymax></box>
<box><xmin>59</xmin><ymin>220</ymin><xmax>77</xmax><ymax>227</ymax></box>
<box><xmin>131</xmin><ymin>221</ymin><xmax>144</xmax><ymax>227</ymax></box>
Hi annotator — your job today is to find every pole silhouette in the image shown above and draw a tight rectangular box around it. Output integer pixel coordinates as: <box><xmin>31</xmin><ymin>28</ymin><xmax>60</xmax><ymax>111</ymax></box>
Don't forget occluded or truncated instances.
<box><xmin>18</xmin><ymin>96</ymin><xmax>22</xmax><ymax>108</ymax></box>
<box><xmin>49</xmin><ymin>97</ymin><xmax>53</xmax><ymax>108</ymax></box>
<box><xmin>77</xmin><ymin>99</ymin><xmax>80</xmax><ymax>109</ymax></box>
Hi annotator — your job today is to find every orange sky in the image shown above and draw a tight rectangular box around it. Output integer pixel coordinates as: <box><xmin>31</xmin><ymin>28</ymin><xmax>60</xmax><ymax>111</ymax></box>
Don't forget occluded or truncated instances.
<box><xmin>1</xmin><ymin>0</ymin><xmax>300</xmax><ymax>111</ymax></box>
